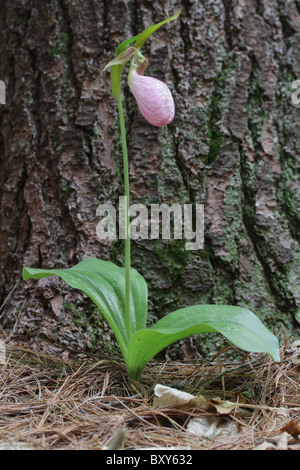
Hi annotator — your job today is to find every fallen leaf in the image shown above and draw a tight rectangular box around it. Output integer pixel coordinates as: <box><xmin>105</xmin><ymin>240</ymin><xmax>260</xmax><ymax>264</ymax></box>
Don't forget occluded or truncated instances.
<box><xmin>187</xmin><ymin>416</ymin><xmax>239</xmax><ymax>440</ymax></box>
<box><xmin>280</xmin><ymin>420</ymin><xmax>300</xmax><ymax>437</ymax></box>
<box><xmin>209</xmin><ymin>398</ymin><xmax>238</xmax><ymax>415</ymax></box>
<box><xmin>276</xmin><ymin>432</ymin><xmax>289</xmax><ymax>451</ymax></box>
<box><xmin>153</xmin><ymin>384</ymin><xmax>209</xmax><ymax>410</ymax></box>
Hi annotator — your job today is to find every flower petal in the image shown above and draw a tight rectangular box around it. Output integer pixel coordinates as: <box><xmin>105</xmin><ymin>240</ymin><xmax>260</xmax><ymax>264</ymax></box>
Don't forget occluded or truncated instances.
<box><xmin>128</xmin><ymin>70</ymin><xmax>175</xmax><ymax>127</ymax></box>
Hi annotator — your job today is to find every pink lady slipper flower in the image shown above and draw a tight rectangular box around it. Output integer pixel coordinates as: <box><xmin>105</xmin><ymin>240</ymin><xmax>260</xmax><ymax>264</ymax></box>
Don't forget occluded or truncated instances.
<box><xmin>128</xmin><ymin>56</ymin><xmax>175</xmax><ymax>127</ymax></box>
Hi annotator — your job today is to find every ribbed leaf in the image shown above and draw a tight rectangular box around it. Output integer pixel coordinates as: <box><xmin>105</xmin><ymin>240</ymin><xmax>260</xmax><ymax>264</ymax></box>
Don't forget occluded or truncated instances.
<box><xmin>23</xmin><ymin>258</ymin><xmax>148</xmax><ymax>359</ymax></box>
<box><xmin>114</xmin><ymin>10</ymin><xmax>181</xmax><ymax>56</ymax></box>
<box><xmin>126</xmin><ymin>305</ymin><xmax>280</xmax><ymax>380</ymax></box>
<box><xmin>134</xmin><ymin>10</ymin><xmax>181</xmax><ymax>50</ymax></box>
<box><xmin>116</xmin><ymin>35</ymin><xmax>140</xmax><ymax>56</ymax></box>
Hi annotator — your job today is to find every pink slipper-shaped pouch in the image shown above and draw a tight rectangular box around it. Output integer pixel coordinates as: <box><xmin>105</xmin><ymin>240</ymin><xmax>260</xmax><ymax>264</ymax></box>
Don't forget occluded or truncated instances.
<box><xmin>128</xmin><ymin>59</ymin><xmax>175</xmax><ymax>127</ymax></box>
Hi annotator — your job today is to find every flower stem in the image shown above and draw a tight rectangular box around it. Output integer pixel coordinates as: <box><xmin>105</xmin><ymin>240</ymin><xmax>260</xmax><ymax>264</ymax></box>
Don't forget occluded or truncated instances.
<box><xmin>117</xmin><ymin>94</ymin><xmax>132</xmax><ymax>339</ymax></box>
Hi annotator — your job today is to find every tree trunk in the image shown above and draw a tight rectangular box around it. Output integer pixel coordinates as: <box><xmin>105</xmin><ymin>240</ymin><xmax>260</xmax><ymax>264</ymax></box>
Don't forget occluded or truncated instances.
<box><xmin>0</xmin><ymin>0</ymin><xmax>299</xmax><ymax>358</ymax></box>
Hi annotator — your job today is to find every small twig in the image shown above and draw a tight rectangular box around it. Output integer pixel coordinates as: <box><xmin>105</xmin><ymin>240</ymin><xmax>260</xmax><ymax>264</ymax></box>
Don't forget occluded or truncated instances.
<box><xmin>212</xmin><ymin>397</ymin><xmax>300</xmax><ymax>413</ymax></box>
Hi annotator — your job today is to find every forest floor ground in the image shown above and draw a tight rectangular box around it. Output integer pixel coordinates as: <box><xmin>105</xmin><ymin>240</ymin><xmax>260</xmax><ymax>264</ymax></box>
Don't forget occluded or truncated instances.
<box><xmin>0</xmin><ymin>335</ymin><xmax>299</xmax><ymax>451</ymax></box>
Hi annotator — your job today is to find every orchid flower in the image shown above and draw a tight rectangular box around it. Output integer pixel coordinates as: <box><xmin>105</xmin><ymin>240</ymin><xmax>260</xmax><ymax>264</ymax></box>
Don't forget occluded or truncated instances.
<box><xmin>128</xmin><ymin>56</ymin><xmax>175</xmax><ymax>127</ymax></box>
<box><xmin>102</xmin><ymin>11</ymin><xmax>181</xmax><ymax>105</ymax></box>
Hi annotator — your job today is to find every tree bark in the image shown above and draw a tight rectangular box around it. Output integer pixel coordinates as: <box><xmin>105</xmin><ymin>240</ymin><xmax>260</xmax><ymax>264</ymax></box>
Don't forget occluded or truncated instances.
<box><xmin>0</xmin><ymin>0</ymin><xmax>299</xmax><ymax>358</ymax></box>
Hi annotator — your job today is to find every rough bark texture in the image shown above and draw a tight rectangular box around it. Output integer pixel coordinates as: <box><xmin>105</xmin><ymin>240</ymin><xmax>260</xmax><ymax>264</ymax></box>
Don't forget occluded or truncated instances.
<box><xmin>0</xmin><ymin>0</ymin><xmax>299</xmax><ymax>359</ymax></box>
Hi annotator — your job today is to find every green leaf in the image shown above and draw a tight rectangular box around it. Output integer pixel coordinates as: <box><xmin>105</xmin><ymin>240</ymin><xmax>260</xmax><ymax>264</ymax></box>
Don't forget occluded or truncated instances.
<box><xmin>116</xmin><ymin>34</ymin><xmax>141</xmax><ymax>56</ymax></box>
<box><xmin>134</xmin><ymin>10</ymin><xmax>181</xmax><ymax>50</ymax></box>
<box><xmin>102</xmin><ymin>48</ymin><xmax>137</xmax><ymax>72</ymax></box>
<box><xmin>23</xmin><ymin>258</ymin><xmax>148</xmax><ymax>359</ymax></box>
<box><xmin>115</xmin><ymin>10</ymin><xmax>181</xmax><ymax>55</ymax></box>
<box><xmin>126</xmin><ymin>305</ymin><xmax>280</xmax><ymax>380</ymax></box>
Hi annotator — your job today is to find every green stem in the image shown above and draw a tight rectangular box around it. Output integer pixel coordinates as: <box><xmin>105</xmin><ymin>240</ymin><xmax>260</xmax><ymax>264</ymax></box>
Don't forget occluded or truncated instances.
<box><xmin>117</xmin><ymin>94</ymin><xmax>132</xmax><ymax>339</ymax></box>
